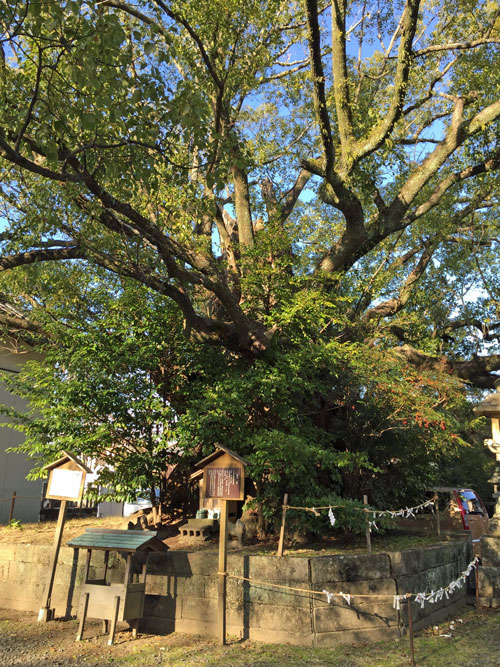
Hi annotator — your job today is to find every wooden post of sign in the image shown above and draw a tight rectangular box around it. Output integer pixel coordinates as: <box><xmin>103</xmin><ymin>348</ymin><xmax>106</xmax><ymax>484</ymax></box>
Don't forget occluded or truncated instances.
<box><xmin>38</xmin><ymin>499</ymin><xmax>68</xmax><ymax>622</ymax></box>
<box><xmin>37</xmin><ymin>452</ymin><xmax>91</xmax><ymax>623</ymax></box>
<box><xmin>277</xmin><ymin>493</ymin><xmax>289</xmax><ymax>557</ymax></box>
<box><xmin>191</xmin><ymin>445</ymin><xmax>249</xmax><ymax>647</ymax></box>
<box><xmin>363</xmin><ymin>495</ymin><xmax>372</xmax><ymax>554</ymax></box>
<box><xmin>218</xmin><ymin>498</ymin><xmax>228</xmax><ymax>646</ymax></box>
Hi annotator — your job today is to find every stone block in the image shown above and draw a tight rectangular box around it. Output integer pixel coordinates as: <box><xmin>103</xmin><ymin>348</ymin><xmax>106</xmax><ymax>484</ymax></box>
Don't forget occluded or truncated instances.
<box><xmin>175</xmin><ymin>574</ymin><xmax>207</xmax><ymax>599</ymax></box>
<box><xmin>313</xmin><ymin>600</ymin><xmax>397</xmax><ymax>633</ymax></box>
<box><xmin>248</xmin><ymin>626</ymin><xmax>314</xmax><ymax>646</ymax></box>
<box><xmin>143</xmin><ymin>593</ymin><xmax>177</xmax><ymax>619</ymax></box>
<box><xmin>181</xmin><ymin>596</ymin><xmax>217</xmax><ymax>622</ymax></box>
<box><xmin>313</xmin><ymin>578</ymin><xmax>396</xmax><ymax>607</ymax></box>
<box><xmin>412</xmin><ymin>545</ymin><xmax>455</xmax><ymax>570</ymax></box>
<box><xmin>396</xmin><ymin>562</ymin><xmax>458</xmax><ymax>598</ymax></box>
<box><xmin>142</xmin><ymin>551</ymin><xmax>173</xmax><ymax>575</ymax></box>
<box><xmin>388</xmin><ymin>549</ymin><xmax>422</xmax><ymax>577</ymax></box>
<box><xmin>183</xmin><ymin>551</ymin><xmax>219</xmax><ymax>576</ymax></box>
<box><xmin>204</xmin><ymin>575</ymin><xmax>247</xmax><ymax>603</ymax></box>
<box><xmin>314</xmin><ymin>625</ymin><xmax>401</xmax><ymax>648</ymax></box>
<box><xmin>481</xmin><ymin>538</ymin><xmax>500</xmax><ymax>567</ymax></box>
<box><xmin>174</xmin><ymin>617</ymin><xmax>217</xmax><ymax>635</ymax></box>
<box><xmin>246</xmin><ymin>584</ymin><xmax>311</xmax><ymax>609</ymax></box>
<box><xmin>140</xmin><ymin>614</ymin><xmax>175</xmax><ymax>635</ymax></box>
<box><xmin>478</xmin><ymin>566</ymin><xmax>500</xmax><ymax>598</ymax></box>
<box><xmin>388</xmin><ymin>541</ymin><xmax>468</xmax><ymax>577</ymax></box>
<box><xmin>310</xmin><ymin>553</ymin><xmax>391</xmax><ymax>584</ymax></box>
<box><xmin>145</xmin><ymin>573</ymin><xmax>170</xmax><ymax>596</ymax></box>
<box><xmin>0</xmin><ymin>543</ymin><xmax>17</xmax><ymax>561</ymax></box>
<box><xmin>247</xmin><ymin>555</ymin><xmax>309</xmax><ymax>582</ymax></box>
<box><xmin>246</xmin><ymin>602</ymin><xmax>311</xmax><ymax>634</ymax></box>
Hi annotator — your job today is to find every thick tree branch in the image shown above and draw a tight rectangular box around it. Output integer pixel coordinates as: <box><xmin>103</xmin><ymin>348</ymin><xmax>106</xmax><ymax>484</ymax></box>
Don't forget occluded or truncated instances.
<box><xmin>352</xmin><ymin>0</ymin><xmax>420</xmax><ymax>164</ymax></box>
<box><xmin>384</xmin><ymin>97</ymin><xmax>500</xmax><ymax>233</ymax></box>
<box><xmin>362</xmin><ymin>241</ymin><xmax>437</xmax><ymax>321</ymax></box>
<box><xmin>414</xmin><ymin>38</ymin><xmax>500</xmax><ymax>57</ymax></box>
<box><xmin>330</xmin><ymin>0</ymin><xmax>355</xmax><ymax>159</ymax></box>
<box><xmin>280</xmin><ymin>168</ymin><xmax>312</xmax><ymax>221</ymax></box>
<box><xmin>0</xmin><ymin>312</ymin><xmax>46</xmax><ymax>335</ymax></box>
<box><xmin>0</xmin><ymin>246</ymin><xmax>85</xmax><ymax>270</ymax></box>
<box><xmin>393</xmin><ymin>344</ymin><xmax>500</xmax><ymax>389</ymax></box>
<box><xmin>231</xmin><ymin>164</ymin><xmax>254</xmax><ymax>248</ymax></box>
<box><xmin>304</xmin><ymin>0</ymin><xmax>335</xmax><ymax>175</ymax></box>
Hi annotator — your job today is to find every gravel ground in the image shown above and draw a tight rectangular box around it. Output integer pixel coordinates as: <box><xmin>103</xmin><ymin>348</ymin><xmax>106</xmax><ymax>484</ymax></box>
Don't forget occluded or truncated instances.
<box><xmin>0</xmin><ymin>608</ymin><xmax>165</xmax><ymax>666</ymax></box>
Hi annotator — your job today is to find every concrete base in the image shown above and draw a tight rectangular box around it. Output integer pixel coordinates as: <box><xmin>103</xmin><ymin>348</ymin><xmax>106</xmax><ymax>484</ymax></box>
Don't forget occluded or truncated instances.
<box><xmin>37</xmin><ymin>607</ymin><xmax>55</xmax><ymax>622</ymax></box>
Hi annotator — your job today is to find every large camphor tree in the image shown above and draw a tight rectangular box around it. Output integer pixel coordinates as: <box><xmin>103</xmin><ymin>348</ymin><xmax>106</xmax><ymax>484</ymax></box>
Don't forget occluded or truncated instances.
<box><xmin>0</xmin><ymin>0</ymin><xmax>499</xmax><ymax>525</ymax></box>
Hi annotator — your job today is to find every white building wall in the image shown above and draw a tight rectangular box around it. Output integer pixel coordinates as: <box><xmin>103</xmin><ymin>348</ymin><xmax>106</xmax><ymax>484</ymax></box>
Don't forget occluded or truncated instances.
<box><xmin>0</xmin><ymin>343</ymin><xmax>43</xmax><ymax>524</ymax></box>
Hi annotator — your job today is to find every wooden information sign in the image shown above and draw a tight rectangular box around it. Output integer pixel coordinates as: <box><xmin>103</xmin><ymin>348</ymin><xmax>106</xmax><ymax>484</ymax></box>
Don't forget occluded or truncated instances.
<box><xmin>205</xmin><ymin>467</ymin><xmax>242</xmax><ymax>500</ymax></box>
<box><xmin>38</xmin><ymin>451</ymin><xmax>91</xmax><ymax>622</ymax></box>
<box><xmin>46</xmin><ymin>463</ymin><xmax>86</xmax><ymax>502</ymax></box>
<box><xmin>200</xmin><ymin>450</ymin><xmax>245</xmax><ymax>502</ymax></box>
<box><xmin>194</xmin><ymin>445</ymin><xmax>248</xmax><ymax>645</ymax></box>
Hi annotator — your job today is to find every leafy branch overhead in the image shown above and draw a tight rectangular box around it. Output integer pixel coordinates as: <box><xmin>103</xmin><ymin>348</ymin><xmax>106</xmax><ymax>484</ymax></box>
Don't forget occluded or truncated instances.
<box><xmin>0</xmin><ymin>0</ymin><xmax>499</xmax><ymax>381</ymax></box>
<box><xmin>1</xmin><ymin>0</ymin><xmax>499</xmax><ymax>519</ymax></box>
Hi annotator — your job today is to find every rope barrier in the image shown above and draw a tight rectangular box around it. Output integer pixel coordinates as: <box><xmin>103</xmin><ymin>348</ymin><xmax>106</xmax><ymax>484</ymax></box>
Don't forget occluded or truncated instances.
<box><xmin>283</xmin><ymin>499</ymin><xmax>435</xmax><ymax>518</ymax></box>
<box><xmin>226</xmin><ymin>573</ymin><xmax>394</xmax><ymax>599</ymax></box>
<box><xmin>222</xmin><ymin>555</ymin><xmax>480</xmax><ymax>610</ymax></box>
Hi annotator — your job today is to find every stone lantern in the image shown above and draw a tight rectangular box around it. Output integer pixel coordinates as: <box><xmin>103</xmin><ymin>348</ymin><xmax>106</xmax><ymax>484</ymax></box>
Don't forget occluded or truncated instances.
<box><xmin>473</xmin><ymin>378</ymin><xmax>500</xmax><ymax>535</ymax></box>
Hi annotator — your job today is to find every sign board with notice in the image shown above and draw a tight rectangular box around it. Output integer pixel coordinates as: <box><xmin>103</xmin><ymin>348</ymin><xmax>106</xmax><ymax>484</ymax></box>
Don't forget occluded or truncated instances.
<box><xmin>192</xmin><ymin>445</ymin><xmax>249</xmax><ymax>646</ymax></box>
<box><xmin>205</xmin><ymin>467</ymin><xmax>242</xmax><ymax>500</ymax></box>
<box><xmin>43</xmin><ymin>451</ymin><xmax>92</xmax><ymax>502</ymax></box>
<box><xmin>196</xmin><ymin>446</ymin><xmax>248</xmax><ymax>502</ymax></box>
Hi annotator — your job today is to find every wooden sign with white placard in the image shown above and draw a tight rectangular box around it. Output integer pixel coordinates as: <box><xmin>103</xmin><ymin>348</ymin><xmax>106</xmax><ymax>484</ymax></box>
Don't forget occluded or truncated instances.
<box><xmin>38</xmin><ymin>451</ymin><xmax>92</xmax><ymax>623</ymax></box>
<box><xmin>45</xmin><ymin>452</ymin><xmax>91</xmax><ymax>502</ymax></box>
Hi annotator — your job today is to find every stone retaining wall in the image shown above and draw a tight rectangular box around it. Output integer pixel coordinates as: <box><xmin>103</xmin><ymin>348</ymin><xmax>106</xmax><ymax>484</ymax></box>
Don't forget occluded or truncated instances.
<box><xmin>0</xmin><ymin>538</ymin><xmax>471</xmax><ymax>647</ymax></box>
<box><xmin>477</xmin><ymin>536</ymin><xmax>500</xmax><ymax>607</ymax></box>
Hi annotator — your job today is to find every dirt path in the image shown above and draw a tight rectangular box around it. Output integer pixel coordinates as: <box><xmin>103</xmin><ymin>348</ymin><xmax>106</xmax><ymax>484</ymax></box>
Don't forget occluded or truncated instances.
<box><xmin>0</xmin><ymin>608</ymin><xmax>177</xmax><ymax>666</ymax></box>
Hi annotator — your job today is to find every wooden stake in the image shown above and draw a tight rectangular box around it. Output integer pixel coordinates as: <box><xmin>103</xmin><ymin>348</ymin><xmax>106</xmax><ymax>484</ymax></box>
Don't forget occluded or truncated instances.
<box><xmin>407</xmin><ymin>594</ymin><xmax>415</xmax><ymax>666</ymax></box>
<box><xmin>475</xmin><ymin>558</ymin><xmax>480</xmax><ymax>609</ymax></box>
<box><xmin>277</xmin><ymin>493</ymin><xmax>289</xmax><ymax>557</ymax></box>
<box><xmin>76</xmin><ymin>592</ymin><xmax>89</xmax><ymax>641</ymax></box>
<box><xmin>8</xmin><ymin>491</ymin><xmax>16</xmax><ymax>522</ymax></box>
<box><xmin>434</xmin><ymin>495</ymin><xmax>441</xmax><ymax>537</ymax></box>
<box><xmin>108</xmin><ymin>595</ymin><xmax>121</xmax><ymax>645</ymax></box>
<box><xmin>218</xmin><ymin>499</ymin><xmax>228</xmax><ymax>646</ymax></box>
<box><xmin>38</xmin><ymin>499</ymin><xmax>68</xmax><ymax>622</ymax></box>
<box><xmin>363</xmin><ymin>495</ymin><xmax>372</xmax><ymax>554</ymax></box>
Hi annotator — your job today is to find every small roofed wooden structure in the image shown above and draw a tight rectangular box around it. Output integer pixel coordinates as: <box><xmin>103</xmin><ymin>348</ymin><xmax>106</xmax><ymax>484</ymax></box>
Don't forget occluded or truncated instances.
<box><xmin>68</xmin><ymin>529</ymin><xmax>168</xmax><ymax>645</ymax></box>
<box><xmin>43</xmin><ymin>451</ymin><xmax>92</xmax><ymax>503</ymax></box>
<box><xmin>186</xmin><ymin>445</ymin><xmax>249</xmax><ymax>542</ymax></box>
<box><xmin>190</xmin><ymin>444</ymin><xmax>249</xmax><ymax>504</ymax></box>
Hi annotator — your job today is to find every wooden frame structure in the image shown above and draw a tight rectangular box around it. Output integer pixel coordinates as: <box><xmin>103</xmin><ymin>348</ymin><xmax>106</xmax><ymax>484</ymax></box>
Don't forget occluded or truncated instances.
<box><xmin>192</xmin><ymin>445</ymin><xmax>249</xmax><ymax>646</ymax></box>
<box><xmin>38</xmin><ymin>452</ymin><xmax>92</xmax><ymax>622</ymax></box>
<box><xmin>68</xmin><ymin>529</ymin><xmax>168</xmax><ymax>645</ymax></box>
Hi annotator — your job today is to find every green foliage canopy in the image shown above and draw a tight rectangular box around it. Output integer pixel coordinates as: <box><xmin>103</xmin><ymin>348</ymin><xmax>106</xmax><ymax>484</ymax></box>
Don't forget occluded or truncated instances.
<box><xmin>0</xmin><ymin>0</ymin><xmax>499</xmax><ymax>524</ymax></box>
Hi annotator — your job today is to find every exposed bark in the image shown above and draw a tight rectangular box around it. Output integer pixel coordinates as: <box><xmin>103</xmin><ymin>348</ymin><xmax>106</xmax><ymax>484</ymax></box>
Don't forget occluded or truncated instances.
<box><xmin>393</xmin><ymin>344</ymin><xmax>500</xmax><ymax>389</ymax></box>
<box><xmin>0</xmin><ymin>246</ymin><xmax>85</xmax><ymax>270</ymax></box>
